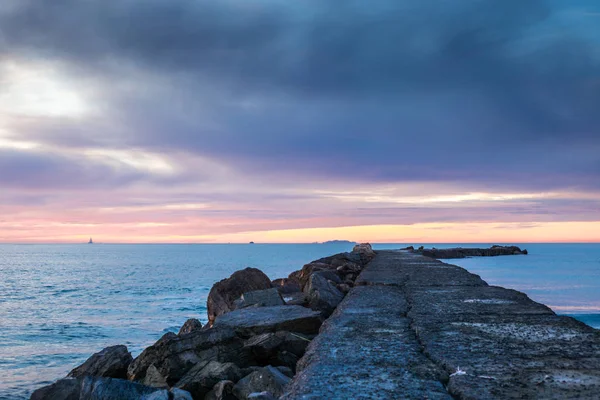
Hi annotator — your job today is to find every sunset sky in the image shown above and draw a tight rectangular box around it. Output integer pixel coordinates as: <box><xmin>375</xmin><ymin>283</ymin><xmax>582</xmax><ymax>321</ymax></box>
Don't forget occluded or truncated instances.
<box><xmin>1</xmin><ymin>0</ymin><xmax>599</xmax><ymax>243</ymax></box>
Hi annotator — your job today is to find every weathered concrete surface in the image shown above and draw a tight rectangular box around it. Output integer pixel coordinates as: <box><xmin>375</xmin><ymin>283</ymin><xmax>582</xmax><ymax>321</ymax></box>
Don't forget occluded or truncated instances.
<box><xmin>283</xmin><ymin>250</ymin><xmax>600</xmax><ymax>399</ymax></box>
<box><xmin>281</xmin><ymin>284</ymin><xmax>451</xmax><ymax>399</ymax></box>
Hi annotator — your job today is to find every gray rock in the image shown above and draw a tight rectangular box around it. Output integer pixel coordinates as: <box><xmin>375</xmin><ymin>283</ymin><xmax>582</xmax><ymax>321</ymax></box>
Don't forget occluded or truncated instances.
<box><xmin>274</xmin><ymin>351</ymin><xmax>298</xmax><ymax>371</ymax></box>
<box><xmin>127</xmin><ymin>326</ymin><xmax>250</xmax><ymax>385</ymax></box>
<box><xmin>304</xmin><ymin>273</ymin><xmax>344</xmax><ymax>317</ymax></box>
<box><xmin>176</xmin><ymin>361</ymin><xmax>243</xmax><ymax>400</ymax></box>
<box><xmin>336</xmin><ymin>262</ymin><xmax>362</xmax><ymax>274</ymax></box>
<box><xmin>313</xmin><ymin>270</ymin><xmax>342</xmax><ymax>284</ymax></box>
<box><xmin>233</xmin><ymin>366</ymin><xmax>291</xmax><ymax>399</ymax></box>
<box><xmin>271</xmin><ymin>278</ymin><xmax>301</xmax><ymax>294</ymax></box>
<box><xmin>169</xmin><ymin>388</ymin><xmax>194</xmax><ymax>400</ymax></box>
<box><xmin>281</xmin><ymin>292</ymin><xmax>306</xmax><ymax>306</ymax></box>
<box><xmin>244</xmin><ymin>331</ymin><xmax>311</xmax><ymax>365</ymax></box>
<box><xmin>276</xmin><ymin>366</ymin><xmax>294</xmax><ymax>378</ymax></box>
<box><xmin>141</xmin><ymin>364</ymin><xmax>168</xmax><ymax>388</ymax></box>
<box><xmin>30</xmin><ymin>378</ymin><xmax>80</xmax><ymax>400</ymax></box>
<box><xmin>234</xmin><ymin>288</ymin><xmax>284</xmax><ymax>309</ymax></box>
<box><xmin>207</xmin><ymin>268</ymin><xmax>273</xmax><ymax>326</ymax></box>
<box><xmin>337</xmin><ymin>283</ymin><xmax>351</xmax><ymax>294</ymax></box>
<box><xmin>178</xmin><ymin>318</ymin><xmax>203</xmax><ymax>335</ymax></box>
<box><xmin>296</xmin><ymin>262</ymin><xmax>335</xmax><ymax>289</ymax></box>
<box><xmin>313</xmin><ymin>252</ymin><xmax>362</xmax><ymax>267</ymax></box>
<box><xmin>31</xmin><ymin>376</ymin><xmax>193</xmax><ymax>400</ymax></box>
<box><xmin>213</xmin><ymin>305</ymin><xmax>322</xmax><ymax>337</ymax></box>
<box><xmin>352</xmin><ymin>243</ymin><xmax>376</xmax><ymax>263</ymax></box>
<box><xmin>205</xmin><ymin>380</ymin><xmax>237</xmax><ymax>400</ymax></box>
<box><xmin>145</xmin><ymin>388</ymin><xmax>193</xmax><ymax>400</ymax></box>
<box><xmin>68</xmin><ymin>345</ymin><xmax>133</xmax><ymax>379</ymax></box>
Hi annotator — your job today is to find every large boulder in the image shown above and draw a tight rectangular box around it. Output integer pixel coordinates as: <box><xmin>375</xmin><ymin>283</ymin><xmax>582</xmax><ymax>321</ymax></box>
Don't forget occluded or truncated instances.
<box><xmin>30</xmin><ymin>378</ymin><xmax>80</xmax><ymax>400</ymax></box>
<box><xmin>243</xmin><ymin>331</ymin><xmax>311</xmax><ymax>365</ymax></box>
<box><xmin>207</xmin><ymin>268</ymin><xmax>273</xmax><ymax>326</ymax></box>
<box><xmin>178</xmin><ymin>318</ymin><xmax>203</xmax><ymax>335</ymax></box>
<box><xmin>304</xmin><ymin>273</ymin><xmax>344</xmax><ymax>317</ymax></box>
<box><xmin>281</xmin><ymin>292</ymin><xmax>307</xmax><ymax>306</ymax></box>
<box><xmin>271</xmin><ymin>278</ymin><xmax>301</xmax><ymax>294</ymax></box>
<box><xmin>234</xmin><ymin>288</ymin><xmax>284</xmax><ymax>309</ymax></box>
<box><xmin>313</xmin><ymin>270</ymin><xmax>342</xmax><ymax>284</ymax></box>
<box><xmin>352</xmin><ymin>243</ymin><xmax>376</xmax><ymax>263</ymax></box>
<box><xmin>31</xmin><ymin>376</ymin><xmax>192</xmax><ymax>400</ymax></box>
<box><xmin>175</xmin><ymin>361</ymin><xmax>243</xmax><ymax>400</ymax></box>
<box><xmin>127</xmin><ymin>327</ymin><xmax>250</xmax><ymax>386</ymax></box>
<box><xmin>205</xmin><ymin>380</ymin><xmax>237</xmax><ymax>400</ymax></box>
<box><xmin>68</xmin><ymin>345</ymin><xmax>133</xmax><ymax>379</ymax></box>
<box><xmin>313</xmin><ymin>252</ymin><xmax>362</xmax><ymax>267</ymax></box>
<box><xmin>213</xmin><ymin>305</ymin><xmax>322</xmax><ymax>337</ymax></box>
<box><xmin>233</xmin><ymin>366</ymin><xmax>291</xmax><ymax>399</ymax></box>
<box><xmin>142</xmin><ymin>364</ymin><xmax>168</xmax><ymax>388</ymax></box>
<box><xmin>296</xmin><ymin>262</ymin><xmax>335</xmax><ymax>289</ymax></box>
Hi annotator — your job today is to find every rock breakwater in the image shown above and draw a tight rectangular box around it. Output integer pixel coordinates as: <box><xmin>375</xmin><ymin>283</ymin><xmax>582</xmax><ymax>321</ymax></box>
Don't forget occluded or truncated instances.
<box><xmin>31</xmin><ymin>244</ymin><xmax>376</xmax><ymax>400</ymax></box>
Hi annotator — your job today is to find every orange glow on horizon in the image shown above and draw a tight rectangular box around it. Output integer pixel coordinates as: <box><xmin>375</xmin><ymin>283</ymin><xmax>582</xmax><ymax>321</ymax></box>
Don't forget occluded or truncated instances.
<box><xmin>1</xmin><ymin>221</ymin><xmax>599</xmax><ymax>244</ymax></box>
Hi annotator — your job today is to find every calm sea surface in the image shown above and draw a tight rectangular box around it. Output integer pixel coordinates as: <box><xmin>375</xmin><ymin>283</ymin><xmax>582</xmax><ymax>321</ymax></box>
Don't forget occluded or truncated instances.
<box><xmin>1</xmin><ymin>243</ymin><xmax>599</xmax><ymax>399</ymax></box>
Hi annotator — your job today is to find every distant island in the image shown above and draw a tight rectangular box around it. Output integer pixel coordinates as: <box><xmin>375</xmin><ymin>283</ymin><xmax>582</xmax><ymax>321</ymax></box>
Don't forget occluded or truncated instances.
<box><xmin>321</xmin><ymin>240</ymin><xmax>356</xmax><ymax>244</ymax></box>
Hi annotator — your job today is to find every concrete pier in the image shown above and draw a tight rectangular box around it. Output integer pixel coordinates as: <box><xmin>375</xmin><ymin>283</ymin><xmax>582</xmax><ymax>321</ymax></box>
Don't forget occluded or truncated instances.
<box><xmin>283</xmin><ymin>251</ymin><xmax>600</xmax><ymax>399</ymax></box>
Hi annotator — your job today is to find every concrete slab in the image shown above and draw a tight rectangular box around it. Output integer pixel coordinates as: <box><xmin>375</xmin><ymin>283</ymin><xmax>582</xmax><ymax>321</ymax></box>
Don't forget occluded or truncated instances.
<box><xmin>284</xmin><ymin>250</ymin><xmax>600</xmax><ymax>399</ymax></box>
<box><xmin>281</xmin><ymin>285</ymin><xmax>451</xmax><ymax>399</ymax></box>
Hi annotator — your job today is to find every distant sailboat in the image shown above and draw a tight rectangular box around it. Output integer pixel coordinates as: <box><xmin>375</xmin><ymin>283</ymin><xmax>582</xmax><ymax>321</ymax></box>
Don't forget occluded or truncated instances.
<box><xmin>88</xmin><ymin>238</ymin><xmax>93</xmax><ymax>244</ymax></box>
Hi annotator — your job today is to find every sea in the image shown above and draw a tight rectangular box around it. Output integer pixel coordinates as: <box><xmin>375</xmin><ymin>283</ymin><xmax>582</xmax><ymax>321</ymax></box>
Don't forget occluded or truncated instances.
<box><xmin>0</xmin><ymin>243</ymin><xmax>599</xmax><ymax>399</ymax></box>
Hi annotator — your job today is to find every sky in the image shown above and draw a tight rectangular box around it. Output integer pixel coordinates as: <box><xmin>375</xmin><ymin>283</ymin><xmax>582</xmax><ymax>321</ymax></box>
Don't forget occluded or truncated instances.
<box><xmin>0</xmin><ymin>0</ymin><xmax>599</xmax><ymax>243</ymax></box>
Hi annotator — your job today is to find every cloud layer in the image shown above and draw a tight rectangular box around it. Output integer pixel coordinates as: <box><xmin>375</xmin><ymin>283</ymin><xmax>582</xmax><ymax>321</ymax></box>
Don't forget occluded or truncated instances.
<box><xmin>0</xmin><ymin>0</ymin><xmax>599</xmax><ymax>242</ymax></box>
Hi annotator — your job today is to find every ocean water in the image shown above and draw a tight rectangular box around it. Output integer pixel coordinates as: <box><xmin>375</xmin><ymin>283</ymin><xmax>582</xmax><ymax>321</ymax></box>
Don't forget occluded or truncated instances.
<box><xmin>1</xmin><ymin>243</ymin><xmax>599</xmax><ymax>399</ymax></box>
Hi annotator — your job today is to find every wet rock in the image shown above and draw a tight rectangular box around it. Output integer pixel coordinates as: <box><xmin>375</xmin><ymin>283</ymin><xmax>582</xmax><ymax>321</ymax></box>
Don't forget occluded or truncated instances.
<box><xmin>418</xmin><ymin>245</ymin><xmax>528</xmax><ymax>259</ymax></box>
<box><xmin>175</xmin><ymin>361</ymin><xmax>243</xmax><ymax>400</ymax></box>
<box><xmin>207</xmin><ymin>268</ymin><xmax>273</xmax><ymax>326</ymax></box>
<box><xmin>68</xmin><ymin>345</ymin><xmax>133</xmax><ymax>379</ymax></box>
<box><xmin>178</xmin><ymin>318</ymin><xmax>203</xmax><ymax>335</ymax></box>
<box><xmin>271</xmin><ymin>278</ymin><xmax>301</xmax><ymax>294</ymax></box>
<box><xmin>233</xmin><ymin>366</ymin><xmax>291</xmax><ymax>399</ymax></box>
<box><xmin>142</xmin><ymin>364</ymin><xmax>168</xmax><ymax>388</ymax></box>
<box><xmin>244</xmin><ymin>331</ymin><xmax>310</xmax><ymax>365</ymax></box>
<box><xmin>213</xmin><ymin>305</ymin><xmax>322</xmax><ymax>337</ymax></box>
<box><xmin>234</xmin><ymin>288</ymin><xmax>285</xmax><ymax>309</ymax></box>
<box><xmin>128</xmin><ymin>326</ymin><xmax>249</xmax><ymax>385</ymax></box>
<box><xmin>31</xmin><ymin>376</ymin><xmax>193</xmax><ymax>400</ymax></box>
<box><xmin>205</xmin><ymin>380</ymin><xmax>237</xmax><ymax>400</ymax></box>
<box><xmin>304</xmin><ymin>273</ymin><xmax>344</xmax><ymax>317</ymax></box>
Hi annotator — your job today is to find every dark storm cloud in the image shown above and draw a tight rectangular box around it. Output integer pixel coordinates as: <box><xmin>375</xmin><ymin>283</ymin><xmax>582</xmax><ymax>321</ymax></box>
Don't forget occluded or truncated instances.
<box><xmin>0</xmin><ymin>149</ymin><xmax>147</xmax><ymax>189</ymax></box>
<box><xmin>1</xmin><ymin>0</ymin><xmax>599</xmax><ymax>191</ymax></box>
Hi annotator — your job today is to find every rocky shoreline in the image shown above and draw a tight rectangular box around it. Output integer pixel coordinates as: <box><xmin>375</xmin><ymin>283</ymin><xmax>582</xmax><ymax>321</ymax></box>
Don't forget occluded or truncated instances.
<box><xmin>31</xmin><ymin>243</ymin><xmax>377</xmax><ymax>400</ymax></box>
<box><xmin>405</xmin><ymin>244</ymin><xmax>528</xmax><ymax>259</ymax></box>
